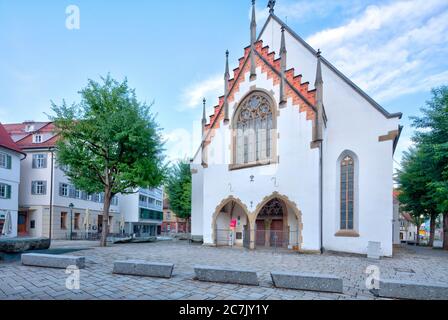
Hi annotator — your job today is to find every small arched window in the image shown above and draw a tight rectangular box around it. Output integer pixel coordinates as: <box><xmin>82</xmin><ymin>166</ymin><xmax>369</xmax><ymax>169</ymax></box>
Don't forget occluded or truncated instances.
<box><xmin>340</xmin><ymin>156</ymin><xmax>354</xmax><ymax>230</ymax></box>
<box><xmin>234</xmin><ymin>91</ymin><xmax>275</xmax><ymax>165</ymax></box>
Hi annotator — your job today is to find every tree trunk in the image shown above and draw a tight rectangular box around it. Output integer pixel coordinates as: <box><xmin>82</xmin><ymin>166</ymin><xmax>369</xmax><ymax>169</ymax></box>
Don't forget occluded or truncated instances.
<box><xmin>443</xmin><ymin>213</ymin><xmax>448</xmax><ymax>251</ymax></box>
<box><xmin>100</xmin><ymin>187</ymin><xmax>112</xmax><ymax>247</ymax></box>
<box><xmin>429</xmin><ymin>214</ymin><xmax>436</xmax><ymax>247</ymax></box>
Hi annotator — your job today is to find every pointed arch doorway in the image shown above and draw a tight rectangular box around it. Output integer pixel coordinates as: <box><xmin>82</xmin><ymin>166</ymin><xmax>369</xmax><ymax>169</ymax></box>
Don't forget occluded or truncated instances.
<box><xmin>253</xmin><ymin>194</ymin><xmax>302</xmax><ymax>250</ymax></box>
<box><xmin>212</xmin><ymin>198</ymin><xmax>251</xmax><ymax>249</ymax></box>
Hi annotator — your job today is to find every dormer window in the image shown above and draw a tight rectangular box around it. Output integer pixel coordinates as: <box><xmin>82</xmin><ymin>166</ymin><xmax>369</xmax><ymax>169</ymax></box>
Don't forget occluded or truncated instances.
<box><xmin>25</xmin><ymin>124</ymin><xmax>35</xmax><ymax>132</ymax></box>
<box><xmin>33</xmin><ymin>134</ymin><xmax>43</xmax><ymax>144</ymax></box>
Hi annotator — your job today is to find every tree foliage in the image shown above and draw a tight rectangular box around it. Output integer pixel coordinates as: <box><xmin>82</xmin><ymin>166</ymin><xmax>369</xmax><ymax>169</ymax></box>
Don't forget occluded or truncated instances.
<box><xmin>51</xmin><ymin>75</ymin><xmax>166</xmax><ymax>245</ymax></box>
<box><xmin>165</xmin><ymin>161</ymin><xmax>191</xmax><ymax>220</ymax></box>
<box><xmin>398</xmin><ymin>86</ymin><xmax>448</xmax><ymax>249</ymax></box>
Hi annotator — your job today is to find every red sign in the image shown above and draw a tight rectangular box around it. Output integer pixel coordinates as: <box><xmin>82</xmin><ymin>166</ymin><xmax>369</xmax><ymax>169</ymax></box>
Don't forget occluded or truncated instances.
<box><xmin>230</xmin><ymin>219</ymin><xmax>237</xmax><ymax>229</ymax></box>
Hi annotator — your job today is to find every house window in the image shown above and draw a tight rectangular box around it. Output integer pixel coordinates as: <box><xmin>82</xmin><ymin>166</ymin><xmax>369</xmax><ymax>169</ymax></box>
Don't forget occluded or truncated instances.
<box><xmin>0</xmin><ymin>183</ymin><xmax>11</xmax><ymax>199</ymax></box>
<box><xmin>32</xmin><ymin>154</ymin><xmax>47</xmax><ymax>169</ymax></box>
<box><xmin>0</xmin><ymin>153</ymin><xmax>11</xmax><ymax>169</ymax></box>
<box><xmin>60</xmin><ymin>212</ymin><xmax>67</xmax><ymax>230</ymax></box>
<box><xmin>233</xmin><ymin>91</ymin><xmax>275</xmax><ymax>166</ymax></box>
<box><xmin>33</xmin><ymin>134</ymin><xmax>43</xmax><ymax>144</ymax></box>
<box><xmin>340</xmin><ymin>156</ymin><xmax>355</xmax><ymax>230</ymax></box>
<box><xmin>30</xmin><ymin>220</ymin><xmax>36</xmax><ymax>229</ymax></box>
<box><xmin>166</xmin><ymin>211</ymin><xmax>171</xmax><ymax>221</ymax></box>
<box><xmin>32</xmin><ymin>181</ymin><xmax>47</xmax><ymax>195</ymax></box>
<box><xmin>74</xmin><ymin>213</ymin><xmax>80</xmax><ymax>230</ymax></box>
<box><xmin>25</xmin><ymin>124</ymin><xmax>35</xmax><ymax>132</ymax></box>
<box><xmin>60</xmin><ymin>183</ymin><xmax>69</xmax><ymax>197</ymax></box>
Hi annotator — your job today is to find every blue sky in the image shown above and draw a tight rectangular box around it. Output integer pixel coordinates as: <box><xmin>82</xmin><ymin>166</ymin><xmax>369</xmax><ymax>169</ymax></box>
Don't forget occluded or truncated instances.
<box><xmin>1</xmin><ymin>0</ymin><xmax>448</xmax><ymax>167</ymax></box>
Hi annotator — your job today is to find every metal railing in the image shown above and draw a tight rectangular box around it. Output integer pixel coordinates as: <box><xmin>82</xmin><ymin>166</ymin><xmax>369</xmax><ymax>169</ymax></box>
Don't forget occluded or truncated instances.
<box><xmin>216</xmin><ymin>228</ymin><xmax>299</xmax><ymax>250</ymax></box>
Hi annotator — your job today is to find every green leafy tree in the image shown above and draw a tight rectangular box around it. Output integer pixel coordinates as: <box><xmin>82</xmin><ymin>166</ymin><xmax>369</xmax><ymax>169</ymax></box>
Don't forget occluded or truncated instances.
<box><xmin>51</xmin><ymin>75</ymin><xmax>166</xmax><ymax>246</ymax></box>
<box><xmin>411</xmin><ymin>86</ymin><xmax>448</xmax><ymax>250</ymax></box>
<box><xmin>165</xmin><ymin>161</ymin><xmax>192</xmax><ymax>232</ymax></box>
<box><xmin>397</xmin><ymin>146</ymin><xmax>438</xmax><ymax>245</ymax></box>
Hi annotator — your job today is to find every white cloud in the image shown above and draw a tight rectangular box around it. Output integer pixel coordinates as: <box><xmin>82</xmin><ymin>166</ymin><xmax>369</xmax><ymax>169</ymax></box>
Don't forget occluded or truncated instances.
<box><xmin>163</xmin><ymin>128</ymin><xmax>193</xmax><ymax>163</ymax></box>
<box><xmin>305</xmin><ymin>0</ymin><xmax>448</xmax><ymax>102</ymax></box>
<box><xmin>181</xmin><ymin>75</ymin><xmax>223</xmax><ymax>109</ymax></box>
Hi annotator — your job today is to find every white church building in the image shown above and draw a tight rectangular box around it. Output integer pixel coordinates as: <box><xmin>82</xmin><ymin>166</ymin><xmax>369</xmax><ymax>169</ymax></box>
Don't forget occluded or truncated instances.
<box><xmin>190</xmin><ymin>1</ymin><xmax>402</xmax><ymax>257</ymax></box>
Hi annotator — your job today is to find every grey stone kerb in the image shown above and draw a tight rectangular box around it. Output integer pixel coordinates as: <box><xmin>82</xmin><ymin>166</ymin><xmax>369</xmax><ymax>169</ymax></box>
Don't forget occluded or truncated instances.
<box><xmin>271</xmin><ymin>271</ymin><xmax>344</xmax><ymax>293</ymax></box>
<box><xmin>372</xmin><ymin>279</ymin><xmax>448</xmax><ymax>300</ymax></box>
<box><xmin>194</xmin><ymin>265</ymin><xmax>259</xmax><ymax>286</ymax></box>
<box><xmin>21</xmin><ymin>253</ymin><xmax>85</xmax><ymax>269</ymax></box>
<box><xmin>113</xmin><ymin>260</ymin><xmax>174</xmax><ymax>279</ymax></box>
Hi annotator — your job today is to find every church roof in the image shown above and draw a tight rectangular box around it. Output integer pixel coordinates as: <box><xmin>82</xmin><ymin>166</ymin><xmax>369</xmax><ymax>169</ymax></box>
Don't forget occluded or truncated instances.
<box><xmin>259</xmin><ymin>13</ymin><xmax>403</xmax><ymax>120</ymax></box>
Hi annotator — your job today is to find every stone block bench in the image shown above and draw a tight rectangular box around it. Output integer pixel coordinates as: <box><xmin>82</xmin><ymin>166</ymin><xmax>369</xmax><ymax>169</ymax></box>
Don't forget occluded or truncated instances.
<box><xmin>113</xmin><ymin>260</ymin><xmax>174</xmax><ymax>279</ymax></box>
<box><xmin>194</xmin><ymin>266</ymin><xmax>259</xmax><ymax>286</ymax></box>
<box><xmin>373</xmin><ymin>279</ymin><xmax>448</xmax><ymax>300</ymax></box>
<box><xmin>21</xmin><ymin>253</ymin><xmax>85</xmax><ymax>269</ymax></box>
<box><xmin>271</xmin><ymin>271</ymin><xmax>344</xmax><ymax>293</ymax></box>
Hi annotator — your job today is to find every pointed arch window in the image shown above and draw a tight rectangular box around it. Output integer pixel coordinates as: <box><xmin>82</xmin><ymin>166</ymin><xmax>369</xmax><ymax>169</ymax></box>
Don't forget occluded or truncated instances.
<box><xmin>340</xmin><ymin>156</ymin><xmax>354</xmax><ymax>230</ymax></box>
<box><xmin>233</xmin><ymin>91</ymin><xmax>276</xmax><ymax>167</ymax></box>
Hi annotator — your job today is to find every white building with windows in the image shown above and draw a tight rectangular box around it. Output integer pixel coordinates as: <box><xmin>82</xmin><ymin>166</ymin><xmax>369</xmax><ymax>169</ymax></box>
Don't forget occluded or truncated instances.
<box><xmin>191</xmin><ymin>4</ymin><xmax>401</xmax><ymax>257</ymax></box>
<box><xmin>0</xmin><ymin>123</ymin><xmax>25</xmax><ymax>238</ymax></box>
<box><xmin>119</xmin><ymin>187</ymin><xmax>164</xmax><ymax>237</ymax></box>
<box><xmin>4</xmin><ymin>121</ymin><xmax>121</xmax><ymax>240</ymax></box>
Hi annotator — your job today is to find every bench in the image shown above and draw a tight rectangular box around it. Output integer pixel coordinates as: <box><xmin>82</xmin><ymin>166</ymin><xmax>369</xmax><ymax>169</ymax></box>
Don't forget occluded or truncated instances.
<box><xmin>113</xmin><ymin>260</ymin><xmax>174</xmax><ymax>279</ymax></box>
<box><xmin>21</xmin><ymin>253</ymin><xmax>85</xmax><ymax>269</ymax></box>
<box><xmin>373</xmin><ymin>279</ymin><xmax>448</xmax><ymax>300</ymax></box>
<box><xmin>271</xmin><ymin>271</ymin><xmax>344</xmax><ymax>293</ymax></box>
<box><xmin>194</xmin><ymin>266</ymin><xmax>259</xmax><ymax>286</ymax></box>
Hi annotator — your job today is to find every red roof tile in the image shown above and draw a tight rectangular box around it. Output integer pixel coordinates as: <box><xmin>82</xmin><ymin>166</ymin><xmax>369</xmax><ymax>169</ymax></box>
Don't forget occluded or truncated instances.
<box><xmin>0</xmin><ymin>123</ymin><xmax>24</xmax><ymax>154</ymax></box>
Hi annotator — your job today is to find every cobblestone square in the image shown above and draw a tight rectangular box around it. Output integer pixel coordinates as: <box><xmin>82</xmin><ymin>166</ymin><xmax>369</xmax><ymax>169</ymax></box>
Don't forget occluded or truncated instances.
<box><xmin>1</xmin><ymin>240</ymin><xmax>447</xmax><ymax>300</ymax></box>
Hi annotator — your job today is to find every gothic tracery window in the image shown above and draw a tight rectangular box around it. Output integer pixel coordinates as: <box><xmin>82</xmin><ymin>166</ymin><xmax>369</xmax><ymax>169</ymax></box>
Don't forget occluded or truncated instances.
<box><xmin>235</xmin><ymin>91</ymin><xmax>274</xmax><ymax>165</ymax></box>
<box><xmin>340</xmin><ymin>156</ymin><xmax>354</xmax><ymax>230</ymax></box>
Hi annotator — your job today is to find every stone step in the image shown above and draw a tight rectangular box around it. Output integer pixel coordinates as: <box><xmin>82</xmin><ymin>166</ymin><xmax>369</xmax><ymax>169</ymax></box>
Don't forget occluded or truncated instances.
<box><xmin>194</xmin><ymin>265</ymin><xmax>259</xmax><ymax>286</ymax></box>
<box><xmin>373</xmin><ymin>279</ymin><xmax>448</xmax><ymax>300</ymax></box>
<box><xmin>271</xmin><ymin>271</ymin><xmax>344</xmax><ymax>293</ymax></box>
<box><xmin>21</xmin><ymin>253</ymin><xmax>85</xmax><ymax>269</ymax></box>
<box><xmin>113</xmin><ymin>260</ymin><xmax>174</xmax><ymax>279</ymax></box>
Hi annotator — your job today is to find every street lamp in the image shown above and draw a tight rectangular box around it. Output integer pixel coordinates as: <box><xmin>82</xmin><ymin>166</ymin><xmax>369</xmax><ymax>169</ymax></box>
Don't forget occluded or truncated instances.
<box><xmin>69</xmin><ymin>203</ymin><xmax>74</xmax><ymax>241</ymax></box>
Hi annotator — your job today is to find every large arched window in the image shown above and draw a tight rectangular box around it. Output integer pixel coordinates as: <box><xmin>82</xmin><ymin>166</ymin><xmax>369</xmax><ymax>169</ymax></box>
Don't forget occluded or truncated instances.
<box><xmin>340</xmin><ymin>155</ymin><xmax>355</xmax><ymax>230</ymax></box>
<box><xmin>233</xmin><ymin>91</ymin><xmax>275</xmax><ymax>166</ymax></box>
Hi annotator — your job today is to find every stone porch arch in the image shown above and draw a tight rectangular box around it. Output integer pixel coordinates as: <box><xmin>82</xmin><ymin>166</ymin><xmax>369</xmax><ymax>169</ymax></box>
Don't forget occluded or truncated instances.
<box><xmin>211</xmin><ymin>196</ymin><xmax>251</xmax><ymax>247</ymax></box>
<box><xmin>250</xmin><ymin>192</ymin><xmax>303</xmax><ymax>250</ymax></box>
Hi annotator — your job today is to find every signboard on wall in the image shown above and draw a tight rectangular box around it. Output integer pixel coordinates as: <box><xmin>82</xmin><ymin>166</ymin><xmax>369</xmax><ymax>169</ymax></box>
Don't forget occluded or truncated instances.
<box><xmin>230</xmin><ymin>219</ymin><xmax>237</xmax><ymax>229</ymax></box>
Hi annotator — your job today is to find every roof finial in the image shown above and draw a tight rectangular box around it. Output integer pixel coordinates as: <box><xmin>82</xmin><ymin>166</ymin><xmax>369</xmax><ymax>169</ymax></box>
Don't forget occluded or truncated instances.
<box><xmin>202</xmin><ymin>98</ymin><xmax>207</xmax><ymax>125</ymax></box>
<box><xmin>314</xmin><ymin>50</ymin><xmax>324</xmax><ymax>142</ymax></box>
<box><xmin>267</xmin><ymin>0</ymin><xmax>276</xmax><ymax>14</ymax></box>
<box><xmin>224</xmin><ymin>50</ymin><xmax>230</xmax><ymax>123</ymax></box>
<box><xmin>250</xmin><ymin>0</ymin><xmax>257</xmax><ymax>80</ymax></box>
<box><xmin>279</xmin><ymin>25</ymin><xmax>287</xmax><ymax>106</ymax></box>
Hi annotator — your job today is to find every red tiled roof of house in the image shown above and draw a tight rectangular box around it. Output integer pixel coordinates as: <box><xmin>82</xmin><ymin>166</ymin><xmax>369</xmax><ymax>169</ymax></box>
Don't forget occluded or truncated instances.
<box><xmin>0</xmin><ymin>123</ymin><xmax>24</xmax><ymax>154</ymax></box>
<box><xmin>4</xmin><ymin>122</ymin><xmax>59</xmax><ymax>150</ymax></box>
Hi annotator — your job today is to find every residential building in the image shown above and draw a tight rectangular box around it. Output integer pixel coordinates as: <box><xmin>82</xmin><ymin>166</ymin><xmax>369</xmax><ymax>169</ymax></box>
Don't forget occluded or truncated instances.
<box><xmin>119</xmin><ymin>187</ymin><xmax>163</xmax><ymax>237</ymax></box>
<box><xmin>0</xmin><ymin>123</ymin><xmax>25</xmax><ymax>238</ymax></box>
<box><xmin>191</xmin><ymin>5</ymin><xmax>401</xmax><ymax>256</ymax></box>
<box><xmin>162</xmin><ymin>198</ymin><xmax>188</xmax><ymax>234</ymax></box>
<box><xmin>4</xmin><ymin>121</ymin><xmax>121</xmax><ymax>239</ymax></box>
<box><xmin>400</xmin><ymin>212</ymin><xmax>418</xmax><ymax>243</ymax></box>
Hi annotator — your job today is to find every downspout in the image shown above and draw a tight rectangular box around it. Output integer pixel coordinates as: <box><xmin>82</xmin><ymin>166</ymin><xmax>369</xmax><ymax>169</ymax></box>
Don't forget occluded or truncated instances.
<box><xmin>49</xmin><ymin>149</ymin><xmax>54</xmax><ymax>241</ymax></box>
<box><xmin>319</xmin><ymin>141</ymin><xmax>324</xmax><ymax>254</ymax></box>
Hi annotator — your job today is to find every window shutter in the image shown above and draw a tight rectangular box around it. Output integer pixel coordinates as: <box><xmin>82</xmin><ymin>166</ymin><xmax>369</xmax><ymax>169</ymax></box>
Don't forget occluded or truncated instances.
<box><xmin>6</xmin><ymin>185</ymin><xmax>11</xmax><ymax>199</ymax></box>
<box><xmin>31</xmin><ymin>182</ymin><xmax>36</xmax><ymax>195</ymax></box>
<box><xmin>43</xmin><ymin>181</ymin><xmax>47</xmax><ymax>195</ymax></box>
<box><xmin>59</xmin><ymin>183</ymin><xmax>63</xmax><ymax>196</ymax></box>
<box><xmin>69</xmin><ymin>185</ymin><xmax>76</xmax><ymax>198</ymax></box>
<box><xmin>6</xmin><ymin>155</ymin><xmax>12</xmax><ymax>169</ymax></box>
<box><xmin>43</xmin><ymin>154</ymin><xmax>48</xmax><ymax>168</ymax></box>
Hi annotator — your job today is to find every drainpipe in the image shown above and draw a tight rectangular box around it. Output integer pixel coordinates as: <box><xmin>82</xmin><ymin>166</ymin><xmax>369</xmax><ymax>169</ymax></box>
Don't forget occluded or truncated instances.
<box><xmin>49</xmin><ymin>150</ymin><xmax>54</xmax><ymax>241</ymax></box>
<box><xmin>319</xmin><ymin>141</ymin><xmax>324</xmax><ymax>254</ymax></box>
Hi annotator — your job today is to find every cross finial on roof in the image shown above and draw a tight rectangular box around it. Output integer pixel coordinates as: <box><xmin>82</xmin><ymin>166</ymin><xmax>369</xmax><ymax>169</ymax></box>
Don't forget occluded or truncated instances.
<box><xmin>267</xmin><ymin>0</ymin><xmax>276</xmax><ymax>14</ymax></box>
